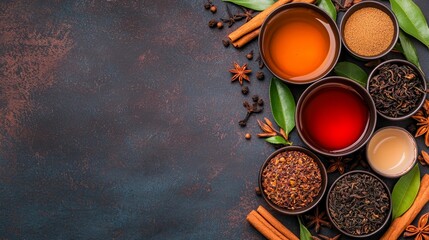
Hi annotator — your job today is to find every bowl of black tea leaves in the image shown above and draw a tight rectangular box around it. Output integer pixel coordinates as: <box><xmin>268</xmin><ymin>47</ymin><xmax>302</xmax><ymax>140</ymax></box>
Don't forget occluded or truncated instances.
<box><xmin>367</xmin><ymin>59</ymin><xmax>427</xmax><ymax>120</ymax></box>
<box><xmin>326</xmin><ymin>170</ymin><xmax>391</xmax><ymax>238</ymax></box>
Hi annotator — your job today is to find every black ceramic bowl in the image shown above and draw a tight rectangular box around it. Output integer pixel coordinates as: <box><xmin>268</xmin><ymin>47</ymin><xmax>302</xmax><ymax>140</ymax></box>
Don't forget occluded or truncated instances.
<box><xmin>367</xmin><ymin>59</ymin><xmax>427</xmax><ymax>120</ymax></box>
<box><xmin>258</xmin><ymin>146</ymin><xmax>327</xmax><ymax>215</ymax></box>
<box><xmin>259</xmin><ymin>3</ymin><xmax>340</xmax><ymax>84</ymax></box>
<box><xmin>340</xmin><ymin>1</ymin><xmax>399</xmax><ymax>60</ymax></box>
<box><xmin>296</xmin><ymin>77</ymin><xmax>377</xmax><ymax>156</ymax></box>
<box><xmin>326</xmin><ymin>170</ymin><xmax>392</xmax><ymax>238</ymax></box>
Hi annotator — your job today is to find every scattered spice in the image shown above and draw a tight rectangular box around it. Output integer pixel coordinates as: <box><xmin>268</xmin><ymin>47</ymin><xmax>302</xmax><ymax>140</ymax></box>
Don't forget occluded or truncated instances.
<box><xmin>403</xmin><ymin>212</ymin><xmax>429</xmax><ymax>239</ymax></box>
<box><xmin>222</xmin><ymin>39</ymin><xmax>230</xmax><ymax>48</ymax></box>
<box><xmin>239</xmin><ymin>99</ymin><xmax>263</xmax><ymax>127</ymax></box>
<box><xmin>419</xmin><ymin>151</ymin><xmax>429</xmax><ymax>166</ymax></box>
<box><xmin>333</xmin><ymin>0</ymin><xmax>361</xmax><ymax>12</ymax></box>
<box><xmin>252</xmin><ymin>95</ymin><xmax>259</xmax><ymax>102</ymax></box>
<box><xmin>312</xmin><ymin>234</ymin><xmax>341</xmax><ymax>240</ymax></box>
<box><xmin>204</xmin><ymin>0</ymin><xmax>212</xmax><ymax>10</ymax></box>
<box><xmin>328</xmin><ymin>172</ymin><xmax>390</xmax><ymax>236</ymax></box>
<box><xmin>210</xmin><ymin>5</ymin><xmax>217</xmax><ymax>13</ymax></box>
<box><xmin>262</xmin><ymin>150</ymin><xmax>322</xmax><ymax>210</ymax></box>
<box><xmin>246</xmin><ymin>50</ymin><xmax>254</xmax><ymax>60</ymax></box>
<box><xmin>208</xmin><ymin>19</ymin><xmax>217</xmax><ymax>28</ymax></box>
<box><xmin>327</xmin><ymin>156</ymin><xmax>353</xmax><ymax>175</ymax></box>
<box><xmin>365</xmin><ymin>59</ymin><xmax>382</xmax><ymax>68</ymax></box>
<box><xmin>229</xmin><ymin>62</ymin><xmax>251</xmax><ymax>85</ymax></box>
<box><xmin>237</xmin><ymin>7</ymin><xmax>254</xmax><ymax>22</ymax></box>
<box><xmin>257</xmin><ymin>98</ymin><xmax>264</xmax><ymax>106</ymax></box>
<box><xmin>412</xmin><ymin>99</ymin><xmax>429</xmax><ymax>147</ymax></box>
<box><xmin>256</xmin><ymin>55</ymin><xmax>265</xmax><ymax>69</ymax></box>
<box><xmin>255</xmin><ymin>187</ymin><xmax>262</xmax><ymax>196</ymax></box>
<box><xmin>221</xmin><ymin>5</ymin><xmax>244</xmax><ymax>28</ymax></box>
<box><xmin>369</xmin><ymin>63</ymin><xmax>425</xmax><ymax>118</ymax></box>
<box><xmin>257</xmin><ymin>118</ymin><xmax>290</xmax><ymax>144</ymax></box>
<box><xmin>343</xmin><ymin>7</ymin><xmax>394</xmax><ymax>56</ymax></box>
<box><xmin>241</xmin><ymin>86</ymin><xmax>249</xmax><ymax>95</ymax></box>
<box><xmin>216</xmin><ymin>21</ymin><xmax>223</xmax><ymax>29</ymax></box>
<box><xmin>245</xmin><ymin>133</ymin><xmax>251</xmax><ymax>140</ymax></box>
<box><xmin>256</xmin><ymin>71</ymin><xmax>265</xmax><ymax>80</ymax></box>
<box><xmin>304</xmin><ymin>206</ymin><xmax>332</xmax><ymax>233</ymax></box>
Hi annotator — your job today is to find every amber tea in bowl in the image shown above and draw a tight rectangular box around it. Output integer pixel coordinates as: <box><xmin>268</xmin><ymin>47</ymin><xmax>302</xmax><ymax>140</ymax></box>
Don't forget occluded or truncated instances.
<box><xmin>296</xmin><ymin>77</ymin><xmax>377</xmax><ymax>156</ymax></box>
<box><xmin>259</xmin><ymin>3</ymin><xmax>340</xmax><ymax>84</ymax></box>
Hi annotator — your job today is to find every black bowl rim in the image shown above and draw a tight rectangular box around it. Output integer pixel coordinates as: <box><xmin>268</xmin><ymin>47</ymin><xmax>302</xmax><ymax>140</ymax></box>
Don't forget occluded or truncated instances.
<box><xmin>258</xmin><ymin>146</ymin><xmax>328</xmax><ymax>215</ymax></box>
<box><xmin>325</xmin><ymin>170</ymin><xmax>393</xmax><ymax>238</ymax></box>
<box><xmin>366</xmin><ymin>126</ymin><xmax>418</xmax><ymax>178</ymax></box>
<box><xmin>339</xmin><ymin>0</ymin><xmax>399</xmax><ymax>60</ymax></box>
<box><xmin>295</xmin><ymin>76</ymin><xmax>377</xmax><ymax>157</ymax></box>
<box><xmin>258</xmin><ymin>2</ymin><xmax>341</xmax><ymax>85</ymax></box>
<box><xmin>367</xmin><ymin>59</ymin><xmax>427</xmax><ymax>121</ymax></box>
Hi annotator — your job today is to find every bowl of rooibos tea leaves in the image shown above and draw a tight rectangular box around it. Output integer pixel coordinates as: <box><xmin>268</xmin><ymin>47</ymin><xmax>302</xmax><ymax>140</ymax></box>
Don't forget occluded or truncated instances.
<box><xmin>296</xmin><ymin>77</ymin><xmax>377</xmax><ymax>156</ymax></box>
<box><xmin>368</xmin><ymin>59</ymin><xmax>427</xmax><ymax>120</ymax></box>
<box><xmin>327</xmin><ymin>170</ymin><xmax>392</xmax><ymax>238</ymax></box>
<box><xmin>258</xmin><ymin>146</ymin><xmax>327</xmax><ymax>215</ymax></box>
<box><xmin>259</xmin><ymin>3</ymin><xmax>340</xmax><ymax>84</ymax></box>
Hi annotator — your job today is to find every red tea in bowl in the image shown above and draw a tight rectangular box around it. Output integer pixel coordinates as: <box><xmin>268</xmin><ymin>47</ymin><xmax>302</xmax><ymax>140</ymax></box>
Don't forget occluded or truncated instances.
<box><xmin>300</xmin><ymin>83</ymin><xmax>370</xmax><ymax>152</ymax></box>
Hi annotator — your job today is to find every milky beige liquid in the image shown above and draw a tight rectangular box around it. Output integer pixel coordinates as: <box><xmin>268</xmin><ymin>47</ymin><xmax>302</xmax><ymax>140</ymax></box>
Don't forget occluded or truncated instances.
<box><xmin>367</xmin><ymin>128</ymin><xmax>416</xmax><ymax>176</ymax></box>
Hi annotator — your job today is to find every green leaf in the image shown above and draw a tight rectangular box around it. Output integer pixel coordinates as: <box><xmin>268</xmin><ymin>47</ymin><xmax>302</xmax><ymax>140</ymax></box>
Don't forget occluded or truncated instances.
<box><xmin>398</xmin><ymin>30</ymin><xmax>422</xmax><ymax>70</ymax></box>
<box><xmin>265</xmin><ymin>136</ymin><xmax>289</xmax><ymax>145</ymax></box>
<box><xmin>392</xmin><ymin>164</ymin><xmax>420</xmax><ymax>219</ymax></box>
<box><xmin>390</xmin><ymin>0</ymin><xmax>429</xmax><ymax>47</ymax></box>
<box><xmin>222</xmin><ymin>0</ymin><xmax>274</xmax><ymax>11</ymax></box>
<box><xmin>393</xmin><ymin>42</ymin><xmax>404</xmax><ymax>53</ymax></box>
<box><xmin>298</xmin><ymin>217</ymin><xmax>312</xmax><ymax>240</ymax></box>
<box><xmin>269</xmin><ymin>78</ymin><xmax>296</xmax><ymax>134</ymax></box>
<box><xmin>317</xmin><ymin>0</ymin><xmax>336</xmax><ymax>21</ymax></box>
<box><xmin>334</xmin><ymin>62</ymin><xmax>368</xmax><ymax>87</ymax></box>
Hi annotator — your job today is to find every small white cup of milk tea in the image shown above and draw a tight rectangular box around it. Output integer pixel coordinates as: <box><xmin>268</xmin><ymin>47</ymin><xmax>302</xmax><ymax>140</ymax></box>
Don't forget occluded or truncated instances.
<box><xmin>366</xmin><ymin>126</ymin><xmax>417</xmax><ymax>178</ymax></box>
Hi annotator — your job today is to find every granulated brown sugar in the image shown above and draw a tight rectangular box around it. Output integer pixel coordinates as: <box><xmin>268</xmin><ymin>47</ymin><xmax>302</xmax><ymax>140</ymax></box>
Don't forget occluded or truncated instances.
<box><xmin>344</xmin><ymin>7</ymin><xmax>394</xmax><ymax>57</ymax></box>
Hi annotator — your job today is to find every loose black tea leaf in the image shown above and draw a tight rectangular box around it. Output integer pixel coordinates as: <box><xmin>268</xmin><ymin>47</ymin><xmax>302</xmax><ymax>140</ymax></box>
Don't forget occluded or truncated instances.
<box><xmin>368</xmin><ymin>63</ymin><xmax>424</xmax><ymax>118</ymax></box>
<box><xmin>328</xmin><ymin>172</ymin><xmax>390</xmax><ymax>236</ymax></box>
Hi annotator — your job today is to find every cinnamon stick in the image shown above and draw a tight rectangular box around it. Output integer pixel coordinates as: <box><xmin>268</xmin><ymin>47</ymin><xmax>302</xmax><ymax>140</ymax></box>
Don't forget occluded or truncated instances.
<box><xmin>380</xmin><ymin>174</ymin><xmax>429</xmax><ymax>240</ymax></box>
<box><xmin>257</xmin><ymin>206</ymin><xmax>299</xmax><ymax>240</ymax></box>
<box><xmin>247</xmin><ymin>210</ymin><xmax>287</xmax><ymax>240</ymax></box>
<box><xmin>228</xmin><ymin>0</ymin><xmax>317</xmax><ymax>48</ymax></box>
<box><xmin>231</xmin><ymin>29</ymin><xmax>260</xmax><ymax>48</ymax></box>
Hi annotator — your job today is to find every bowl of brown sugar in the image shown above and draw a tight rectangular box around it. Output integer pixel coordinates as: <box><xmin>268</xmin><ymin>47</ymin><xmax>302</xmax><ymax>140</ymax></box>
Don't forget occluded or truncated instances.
<box><xmin>340</xmin><ymin>1</ymin><xmax>399</xmax><ymax>60</ymax></box>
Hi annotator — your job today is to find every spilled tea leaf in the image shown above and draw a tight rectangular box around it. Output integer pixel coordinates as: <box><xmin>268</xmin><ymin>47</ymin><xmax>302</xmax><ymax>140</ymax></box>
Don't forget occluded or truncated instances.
<box><xmin>269</xmin><ymin>78</ymin><xmax>296</xmax><ymax>134</ymax></box>
<box><xmin>265</xmin><ymin>136</ymin><xmax>290</xmax><ymax>145</ymax></box>
<box><xmin>317</xmin><ymin>0</ymin><xmax>336</xmax><ymax>21</ymax></box>
<box><xmin>391</xmin><ymin>164</ymin><xmax>420</xmax><ymax>219</ymax></box>
<box><xmin>390</xmin><ymin>0</ymin><xmax>429</xmax><ymax>47</ymax></box>
<box><xmin>298</xmin><ymin>217</ymin><xmax>312</xmax><ymax>240</ymax></box>
<box><xmin>222</xmin><ymin>0</ymin><xmax>274</xmax><ymax>11</ymax></box>
<box><xmin>398</xmin><ymin>30</ymin><xmax>422</xmax><ymax>70</ymax></box>
<box><xmin>334</xmin><ymin>62</ymin><xmax>368</xmax><ymax>87</ymax></box>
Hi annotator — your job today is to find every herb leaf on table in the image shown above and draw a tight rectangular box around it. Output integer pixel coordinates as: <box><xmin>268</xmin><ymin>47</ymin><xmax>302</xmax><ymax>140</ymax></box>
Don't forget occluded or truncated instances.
<box><xmin>317</xmin><ymin>0</ymin><xmax>336</xmax><ymax>21</ymax></box>
<box><xmin>222</xmin><ymin>0</ymin><xmax>274</xmax><ymax>11</ymax></box>
<box><xmin>398</xmin><ymin>30</ymin><xmax>422</xmax><ymax>70</ymax></box>
<box><xmin>269</xmin><ymin>77</ymin><xmax>296</xmax><ymax>134</ymax></box>
<box><xmin>390</xmin><ymin>0</ymin><xmax>429</xmax><ymax>48</ymax></box>
<box><xmin>334</xmin><ymin>62</ymin><xmax>368</xmax><ymax>87</ymax></box>
<box><xmin>391</xmin><ymin>164</ymin><xmax>421</xmax><ymax>219</ymax></box>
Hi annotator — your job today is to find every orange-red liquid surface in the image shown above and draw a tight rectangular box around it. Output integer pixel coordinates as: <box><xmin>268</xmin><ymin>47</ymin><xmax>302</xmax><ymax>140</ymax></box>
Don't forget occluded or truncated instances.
<box><xmin>262</xmin><ymin>8</ymin><xmax>337</xmax><ymax>82</ymax></box>
<box><xmin>301</xmin><ymin>86</ymin><xmax>369</xmax><ymax>151</ymax></box>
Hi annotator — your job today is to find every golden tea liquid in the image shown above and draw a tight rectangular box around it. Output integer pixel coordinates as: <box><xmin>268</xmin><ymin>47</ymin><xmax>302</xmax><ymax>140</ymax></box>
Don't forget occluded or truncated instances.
<box><xmin>262</xmin><ymin>7</ymin><xmax>338</xmax><ymax>82</ymax></box>
<box><xmin>367</xmin><ymin>127</ymin><xmax>416</xmax><ymax>177</ymax></box>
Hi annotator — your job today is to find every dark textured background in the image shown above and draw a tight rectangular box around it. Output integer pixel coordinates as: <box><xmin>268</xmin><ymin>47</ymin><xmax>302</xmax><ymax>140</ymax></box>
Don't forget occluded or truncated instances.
<box><xmin>0</xmin><ymin>0</ymin><xmax>428</xmax><ymax>239</ymax></box>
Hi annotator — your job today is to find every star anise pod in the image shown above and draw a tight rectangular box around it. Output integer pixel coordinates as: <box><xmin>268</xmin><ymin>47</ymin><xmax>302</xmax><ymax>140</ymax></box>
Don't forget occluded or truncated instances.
<box><xmin>327</xmin><ymin>156</ymin><xmax>353</xmax><ymax>175</ymax></box>
<box><xmin>404</xmin><ymin>212</ymin><xmax>429</xmax><ymax>240</ymax></box>
<box><xmin>412</xmin><ymin>99</ymin><xmax>429</xmax><ymax>147</ymax></box>
<box><xmin>304</xmin><ymin>206</ymin><xmax>332</xmax><ymax>233</ymax></box>
<box><xmin>419</xmin><ymin>150</ymin><xmax>429</xmax><ymax>166</ymax></box>
<box><xmin>237</xmin><ymin>7</ymin><xmax>254</xmax><ymax>22</ymax></box>
<box><xmin>221</xmin><ymin>5</ymin><xmax>244</xmax><ymax>27</ymax></box>
<box><xmin>229</xmin><ymin>62</ymin><xmax>251</xmax><ymax>85</ymax></box>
